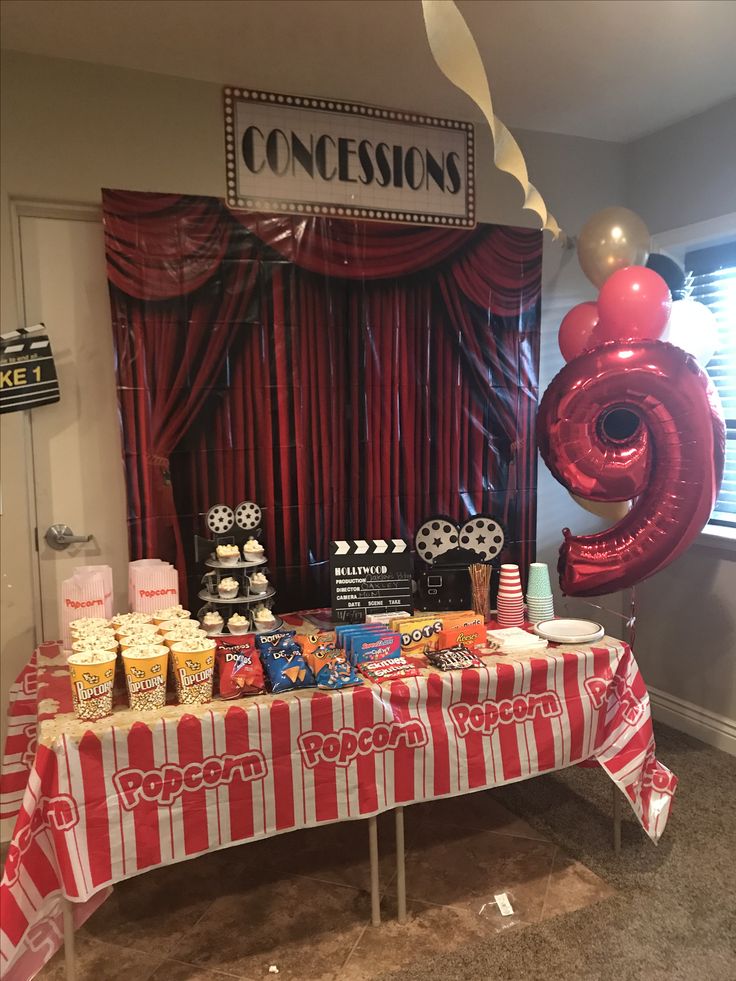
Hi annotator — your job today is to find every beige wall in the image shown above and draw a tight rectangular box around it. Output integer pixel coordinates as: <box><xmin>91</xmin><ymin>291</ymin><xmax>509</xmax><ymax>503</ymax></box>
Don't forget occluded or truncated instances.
<box><xmin>625</xmin><ymin>101</ymin><xmax>736</xmax><ymax>742</ymax></box>
<box><xmin>6</xmin><ymin>51</ymin><xmax>731</xmax><ymax>750</ymax></box>
<box><xmin>0</xmin><ymin>52</ymin><xmax>626</xmax><ymax>743</ymax></box>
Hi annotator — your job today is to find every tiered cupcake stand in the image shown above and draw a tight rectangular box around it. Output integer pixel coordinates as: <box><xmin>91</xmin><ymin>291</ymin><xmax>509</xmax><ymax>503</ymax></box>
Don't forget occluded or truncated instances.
<box><xmin>195</xmin><ymin>502</ymin><xmax>283</xmax><ymax>635</ymax></box>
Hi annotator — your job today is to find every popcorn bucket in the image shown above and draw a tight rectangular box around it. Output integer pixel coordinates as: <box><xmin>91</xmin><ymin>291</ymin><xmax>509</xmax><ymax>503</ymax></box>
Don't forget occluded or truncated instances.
<box><xmin>121</xmin><ymin>645</ymin><xmax>169</xmax><ymax>712</ymax></box>
<box><xmin>71</xmin><ymin>638</ymin><xmax>119</xmax><ymax>656</ymax></box>
<box><xmin>170</xmin><ymin>640</ymin><xmax>216</xmax><ymax>705</ymax></box>
<box><xmin>161</xmin><ymin>629</ymin><xmax>208</xmax><ymax>650</ymax></box>
<box><xmin>68</xmin><ymin>651</ymin><xmax>117</xmax><ymax>722</ymax></box>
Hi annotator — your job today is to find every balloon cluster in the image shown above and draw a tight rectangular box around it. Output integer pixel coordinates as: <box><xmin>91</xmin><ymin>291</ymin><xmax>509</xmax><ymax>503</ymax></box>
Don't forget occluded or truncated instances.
<box><xmin>538</xmin><ymin>207</ymin><xmax>725</xmax><ymax>597</ymax></box>
<box><xmin>559</xmin><ymin>207</ymin><xmax>719</xmax><ymax>367</ymax></box>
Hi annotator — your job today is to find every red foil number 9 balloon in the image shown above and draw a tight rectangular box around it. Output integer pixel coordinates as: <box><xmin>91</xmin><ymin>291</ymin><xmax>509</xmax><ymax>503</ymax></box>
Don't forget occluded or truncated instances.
<box><xmin>537</xmin><ymin>340</ymin><xmax>725</xmax><ymax>596</ymax></box>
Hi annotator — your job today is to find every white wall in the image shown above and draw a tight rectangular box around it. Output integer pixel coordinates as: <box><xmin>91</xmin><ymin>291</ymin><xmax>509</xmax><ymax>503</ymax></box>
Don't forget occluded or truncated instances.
<box><xmin>0</xmin><ymin>49</ymin><xmax>635</xmax><ymax>746</ymax></box>
<box><xmin>624</xmin><ymin>102</ymin><xmax>736</xmax><ymax>750</ymax></box>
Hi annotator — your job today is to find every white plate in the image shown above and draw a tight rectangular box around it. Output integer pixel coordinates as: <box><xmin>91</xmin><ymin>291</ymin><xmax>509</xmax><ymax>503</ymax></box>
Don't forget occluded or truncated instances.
<box><xmin>533</xmin><ymin>618</ymin><xmax>604</xmax><ymax>644</ymax></box>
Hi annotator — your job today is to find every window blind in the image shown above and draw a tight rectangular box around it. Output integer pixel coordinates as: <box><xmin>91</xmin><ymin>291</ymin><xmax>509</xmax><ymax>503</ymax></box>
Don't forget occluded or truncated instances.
<box><xmin>685</xmin><ymin>240</ymin><xmax>736</xmax><ymax>531</ymax></box>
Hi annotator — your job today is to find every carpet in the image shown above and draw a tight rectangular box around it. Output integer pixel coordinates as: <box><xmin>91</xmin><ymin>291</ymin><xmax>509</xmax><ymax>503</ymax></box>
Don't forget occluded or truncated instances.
<box><xmin>381</xmin><ymin>723</ymin><xmax>736</xmax><ymax>981</ymax></box>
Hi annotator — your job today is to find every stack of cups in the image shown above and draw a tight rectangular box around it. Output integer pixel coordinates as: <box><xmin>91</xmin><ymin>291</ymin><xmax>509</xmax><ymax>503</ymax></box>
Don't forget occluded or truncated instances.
<box><xmin>497</xmin><ymin>564</ymin><xmax>525</xmax><ymax>627</ymax></box>
<box><xmin>526</xmin><ymin>562</ymin><xmax>555</xmax><ymax>624</ymax></box>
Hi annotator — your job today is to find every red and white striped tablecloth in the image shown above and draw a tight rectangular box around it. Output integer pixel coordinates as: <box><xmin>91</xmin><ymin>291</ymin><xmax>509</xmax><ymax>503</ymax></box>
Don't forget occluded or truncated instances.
<box><xmin>0</xmin><ymin>630</ymin><xmax>676</xmax><ymax>981</ymax></box>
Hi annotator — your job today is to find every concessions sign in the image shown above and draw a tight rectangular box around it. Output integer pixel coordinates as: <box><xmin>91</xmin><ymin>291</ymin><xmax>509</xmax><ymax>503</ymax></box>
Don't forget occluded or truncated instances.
<box><xmin>0</xmin><ymin>326</ymin><xmax>60</xmax><ymax>415</ymax></box>
<box><xmin>330</xmin><ymin>539</ymin><xmax>413</xmax><ymax>622</ymax></box>
<box><xmin>224</xmin><ymin>87</ymin><xmax>474</xmax><ymax>226</ymax></box>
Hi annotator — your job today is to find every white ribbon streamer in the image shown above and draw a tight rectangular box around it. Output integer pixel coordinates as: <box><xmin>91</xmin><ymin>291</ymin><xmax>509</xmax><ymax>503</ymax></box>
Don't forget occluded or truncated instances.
<box><xmin>422</xmin><ymin>0</ymin><xmax>563</xmax><ymax>240</ymax></box>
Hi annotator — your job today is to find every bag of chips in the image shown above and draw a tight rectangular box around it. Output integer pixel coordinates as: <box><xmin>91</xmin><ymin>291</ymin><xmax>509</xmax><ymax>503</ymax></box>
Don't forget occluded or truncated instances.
<box><xmin>295</xmin><ymin>630</ymin><xmax>337</xmax><ymax>658</ymax></box>
<box><xmin>259</xmin><ymin>636</ymin><xmax>315</xmax><ymax>693</ymax></box>
<box><xmin>303</xmin><ymin>646</ymin><xmax>363</xmax><ymax>690</ymax></box>
<box><xmin>215</xmin><ymin>637</ymin><xmax>266</xmax><ymax>698</ymax></box>
<box><xmin>255</xmin><ymin>629</ymin><xmax>296</xmax><ymax>650</ymax></box>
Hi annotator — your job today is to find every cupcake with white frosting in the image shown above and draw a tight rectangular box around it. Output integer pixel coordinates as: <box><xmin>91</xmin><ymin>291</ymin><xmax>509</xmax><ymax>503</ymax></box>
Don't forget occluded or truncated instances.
<box><xmin>249</xmin><ymin>571</ymin><xmax>269</xmax><ymax>595</ymax></box>
<box><xmin>226</xmin><ymin>612</ymin><xmax>251</xmax><ymax>635</ymax></box>
<box><xmin>242</xmin><ymin>537</ymin><xmax>265</xmax><ymax>562</ymax></box>
<box><xmin>218</xmin><ymin>577</ymin><xmax>239</xmax><ymax>599</ymax></box>
<box><xmin>201</xmin><ymin>610</ymin><xmax>224</xmax><ymax>635</ymax></box>
<box><xmin>253</xmin><ymin>605</ymin><xmax>277</xmax><ymax>630</ymax></box>
<box><xmin>216</xmin><ymin>543</ymin><xmax>240</xmax><ymax>565</ymax></box>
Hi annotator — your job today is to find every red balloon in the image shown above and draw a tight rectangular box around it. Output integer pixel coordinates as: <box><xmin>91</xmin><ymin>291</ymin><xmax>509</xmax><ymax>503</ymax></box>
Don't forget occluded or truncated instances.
<box><xmin>558</xmin><ymin>302</ymin><xmax>601</xmax><ymax>362</ymax></box>
<box><xmin>597</xmin><ymin>266</ymin><xmax>671</xmax><ymax>343</ymax></box>
<box><xmin>537</xmin><ymin>340</ymin><xmax>725</xmax><ymax>596</ymax></box>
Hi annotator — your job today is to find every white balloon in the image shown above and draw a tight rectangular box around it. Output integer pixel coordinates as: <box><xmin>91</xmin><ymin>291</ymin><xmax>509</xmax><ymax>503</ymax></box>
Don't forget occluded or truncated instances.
<box><xmin>662</xmin><ymin>298</ymin><xmax>719</xmax><ymax>366</ymax></box>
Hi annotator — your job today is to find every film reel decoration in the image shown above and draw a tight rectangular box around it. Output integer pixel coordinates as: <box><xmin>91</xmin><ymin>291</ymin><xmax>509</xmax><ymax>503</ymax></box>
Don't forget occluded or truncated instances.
<box><xmin>458</xmin><ymin>514</ymin><xmax>505</xmax><ymax>563</ymax></box>
<box><xmin>205</xmin><ymin>504</ymin><xmax>235</xmax><ymax>535</ymax></box>
<box><xmin>234</xmin><ymin>500</ymin><xmax>262</xmax><ymax>531</ymax></box>
<box><xmin>415</xmin><ymin>516</ymin><xmax>459</xmax><ymax>563</ymax></box>
<box><xmin>414</xmin><ymin>513</ymin><xmax>505</xmax><ymax>564</ymax></box>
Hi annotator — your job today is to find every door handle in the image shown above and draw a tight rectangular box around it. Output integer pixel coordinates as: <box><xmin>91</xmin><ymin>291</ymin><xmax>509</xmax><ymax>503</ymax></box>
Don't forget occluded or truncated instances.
<box><xmin>45</xmin><ymin>524</ymin><xmax>93</xmax><ymax>551</ymax></box>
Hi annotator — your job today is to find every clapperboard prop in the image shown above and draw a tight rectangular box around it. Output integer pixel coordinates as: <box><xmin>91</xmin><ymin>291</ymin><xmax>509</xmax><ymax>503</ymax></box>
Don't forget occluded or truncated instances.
<box><xmin>0</xmin><ymin>325</ymin><xmax>60</xmax><ymax>415</ymax></box>
<box><xmin>330</xmin><ymin>539</ymin><xmax>413</xmax><ymax>623</ymax></box>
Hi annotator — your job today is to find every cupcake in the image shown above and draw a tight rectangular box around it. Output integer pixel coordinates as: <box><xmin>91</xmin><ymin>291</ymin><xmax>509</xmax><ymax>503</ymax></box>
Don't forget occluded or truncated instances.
<box><xmin>253</xmin><ymin>605</ymin><xmax>277</xmax><ymax>630</ymax></box>
<box><xmin>227</xmin><ymin>612</ymin><xmax>251</xmax><ymax>635</ymax></box>
<box><xmin>249</xmin><ymin>571</ymin><xmax>269</xmax><ymax>595</ymax></box>
<box><xmin>242</xmin><ymin>537</ymin><xmax>265</xmax><ymax>562</ymax></box>
<box><xmin>216</xmin><ymin>543</ymin><xmax>240</xmax><ymax>566</ymax></box>
<box><xmin>218</xmin><ymin>577</ymin><xmax>239</xmax><ymax>599</ymax></box>
<box><xmin>201</xmin><ymin>610</ymin><xmax>224</xmax><ymax>635</ymax></box>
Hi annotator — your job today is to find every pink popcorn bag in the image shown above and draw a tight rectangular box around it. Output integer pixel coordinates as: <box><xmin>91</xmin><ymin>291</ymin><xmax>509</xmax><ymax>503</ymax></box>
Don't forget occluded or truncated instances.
<box><xmin>129</xmin><ymin>560</ymin><xmax>179</xmax><ymax>614</ymax></box>
<box><xmin>59</xmin><ymin>569</ymin><xmax>109</xmax><ymax>649</ymax></box>
<box><xmin>74</xmin><ymin>564</ymin><xmax>114</xmax><ymax>617</ymax></box>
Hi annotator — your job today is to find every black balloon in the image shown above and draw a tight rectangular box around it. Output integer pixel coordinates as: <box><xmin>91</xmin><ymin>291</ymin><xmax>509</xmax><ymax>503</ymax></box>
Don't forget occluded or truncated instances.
<box><xmin>646</xmin><ymin>252</ymin><xmax>687</xmax><ymax>299</ymax></box>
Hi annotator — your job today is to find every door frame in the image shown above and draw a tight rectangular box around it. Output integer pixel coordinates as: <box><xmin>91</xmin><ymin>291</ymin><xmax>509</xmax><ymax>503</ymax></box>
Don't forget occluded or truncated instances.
<box><xmin>9</xmin><ymin>198</ymin><xmax>104</xmax><ymax>642</ymax></box>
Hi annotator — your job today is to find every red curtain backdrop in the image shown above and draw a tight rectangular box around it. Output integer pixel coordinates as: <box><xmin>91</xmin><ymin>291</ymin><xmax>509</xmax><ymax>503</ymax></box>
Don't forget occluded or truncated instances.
<box><xmin>102</xmin><ymin>189</ymin><xmax>542</xmax><ymax>611</ymax></box>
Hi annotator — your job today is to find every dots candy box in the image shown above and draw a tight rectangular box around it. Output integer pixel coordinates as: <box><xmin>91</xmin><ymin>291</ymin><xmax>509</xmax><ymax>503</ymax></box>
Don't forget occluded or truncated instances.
<box><xmin>393</xmin><ymin>615</ymin><xmax>444</xmax><ymax>656</ymax></box>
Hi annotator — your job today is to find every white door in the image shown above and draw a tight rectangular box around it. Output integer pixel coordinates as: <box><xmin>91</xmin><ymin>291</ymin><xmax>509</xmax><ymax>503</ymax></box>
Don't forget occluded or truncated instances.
<box><xmin>18</xmin><ymin>212</ymin><xmax>129</xmax><ymax>640</ymax></box>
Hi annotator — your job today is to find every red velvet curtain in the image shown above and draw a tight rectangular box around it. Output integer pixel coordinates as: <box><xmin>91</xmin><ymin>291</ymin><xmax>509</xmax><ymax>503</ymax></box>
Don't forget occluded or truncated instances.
<box><xmin>103</xmin><ymin>189</ymin><xmax>542</xmax><ymax>610</ymax></box>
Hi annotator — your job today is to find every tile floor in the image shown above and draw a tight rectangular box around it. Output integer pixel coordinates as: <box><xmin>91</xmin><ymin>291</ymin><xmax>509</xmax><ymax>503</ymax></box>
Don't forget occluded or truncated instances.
<box><xmin>37</xmin><ymin>792</ymin><xmax>614</xmax><ymax>980</ymax></box>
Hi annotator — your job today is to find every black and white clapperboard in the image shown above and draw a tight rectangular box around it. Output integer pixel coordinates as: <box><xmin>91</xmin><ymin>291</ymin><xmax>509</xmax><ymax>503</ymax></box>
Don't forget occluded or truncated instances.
<box><xmin>330</xmin><ymin>539</ymin><xmax>413</xmax><ymax>623</ymax></box>
<box><xmin>0</xmin><ymin>325</ymin><xmax>60</xmax><ymax>415</ymax></box>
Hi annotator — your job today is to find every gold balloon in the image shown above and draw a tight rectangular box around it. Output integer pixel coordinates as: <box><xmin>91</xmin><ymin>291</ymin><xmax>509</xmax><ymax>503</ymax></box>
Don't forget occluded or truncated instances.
<box><xmin>577</xmin><ymin>207</ymin><xmax>651</xmax><ymax>288</ymax></box>
<box><xmin>571</xmin><ymin>494</ymin><xmax>631</xmax><ymax>523</ymax></box>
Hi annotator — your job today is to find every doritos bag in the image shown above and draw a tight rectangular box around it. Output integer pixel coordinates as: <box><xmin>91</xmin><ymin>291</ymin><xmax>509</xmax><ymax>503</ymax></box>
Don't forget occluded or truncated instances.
<box><xmin>303</xmin><ymin>646</ymin><xmax>362</xmax><ymax>690</ymax></box>
<box><xmin>259</xmin><ymin>636</ymin><xmax>315</xmax><ymax>693</ymax></box>
<box><xmin>215</xmin><ymin>637</ymin><xmax>266</xmax><ymax>698</ymax></box>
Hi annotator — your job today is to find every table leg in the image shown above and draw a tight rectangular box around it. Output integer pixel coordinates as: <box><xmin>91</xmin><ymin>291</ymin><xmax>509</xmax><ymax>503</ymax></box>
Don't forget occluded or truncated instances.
<box><xmin>368</xmin><ymin>815</ymin><xmax>381</xmax><ymax>926</ymax></box>
<box><xmin>612</xmin><ymin>784</ymin><xmax>622</xmax><ymax>855</ymax></box>
<box><xmin>395</xmin><ymin>806</ymin><xmax>407</xmax><ymax>924</ymax></box>
<box><xmin>62</xmin><ymin>898</ymin><xmax>76</xmax><ymax>981</ymax></box>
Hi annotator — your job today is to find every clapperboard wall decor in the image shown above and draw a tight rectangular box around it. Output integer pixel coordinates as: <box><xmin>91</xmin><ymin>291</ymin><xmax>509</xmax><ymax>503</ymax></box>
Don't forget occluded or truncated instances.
<box><xmin>330</xmin><ymin>539</ymin><xmax>413</xmax><ymax>623</ymax></box>
<box><xmin>0</xmin><ymin>325</ymin><xmax>60</xmax><ymax>415</ymax></box>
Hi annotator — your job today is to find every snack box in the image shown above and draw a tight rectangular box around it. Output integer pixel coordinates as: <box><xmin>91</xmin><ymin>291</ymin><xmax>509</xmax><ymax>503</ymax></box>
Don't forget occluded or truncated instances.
<box><xmin>422</xmin><ymin>610</ymin><xmax>483</xmax><ymax>629</ymax></box>
<box><xmin>336</xmin><ymin>625</ymin><xmax>399</xmax><ymax>663</ymax></box>
<box><xmin>335</xmin><ymin>622</ymin><xmax>386</xmax><ymax>645</ymax></box>
<box><xmin>395</xmin><ymin>615</ymin><xmax>443</xmax><ymax>655</ymax></box>
<box><xmin>365</xmin><ymin>611</ymin><xmax>411</xmax><ymax>625</ymax></box>
<box><xmin>438</xmin><ymin>622</ymin><xmax>486</xmax><ymax>652</ymax></box>
<box><xmin>350</xmin><ymin>631</ymin><xmax>401</xmax><ymax>665</ymax></box>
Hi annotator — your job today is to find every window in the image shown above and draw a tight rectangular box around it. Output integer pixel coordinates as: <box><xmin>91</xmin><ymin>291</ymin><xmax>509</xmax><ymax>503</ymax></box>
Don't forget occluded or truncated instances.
<box><xmin>685</xmin><ymin>241</ymin><xmax>736</xmax><ymax>532</ymax></box>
